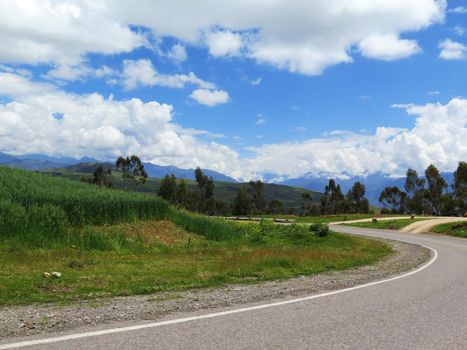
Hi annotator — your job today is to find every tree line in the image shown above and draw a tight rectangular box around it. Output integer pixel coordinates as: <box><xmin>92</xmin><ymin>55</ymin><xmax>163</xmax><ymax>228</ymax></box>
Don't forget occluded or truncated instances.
<box><xmin>82</xmin><ymin>155</ymin><xmax>465</xmax><ymax>217</ymax></box>
<box><xmin>378</xmin><ymin>162</ymin><xmax>466</xmax><ymax>216</ymax></box>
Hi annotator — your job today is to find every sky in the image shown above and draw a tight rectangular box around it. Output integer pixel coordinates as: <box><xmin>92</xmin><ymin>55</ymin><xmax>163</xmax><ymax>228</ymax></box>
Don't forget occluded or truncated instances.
<box><xmin>0</xmin><ymin>0</ymin><xmax>466</xmax><ymax>181</ymax></box>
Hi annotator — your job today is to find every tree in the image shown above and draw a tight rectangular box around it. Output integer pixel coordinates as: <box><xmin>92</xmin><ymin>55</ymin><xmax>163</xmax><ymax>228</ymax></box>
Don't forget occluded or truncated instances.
<box><xmin>321</xmin><ymin>179</ymin><xmax>345</xmax><ymax>214</ymax></box>
<box><xmin>451</xmin><ymin>161</ymin><xmax>467</xmax><ymax>215</ymax></box>
<box><xmin>233</xmin><ymin>187</ymin><xmax>252</xmax><ymax>216</ymax></box>
<box><xmin>346</xmin><ymin>181</ymin><xmax>369</xmax><ymax>213</ymax></box>
<box><xmin>115</xmin><ymin>155</ymin><xmax>148</xmax><ymax>190</ymax></box>
<box><xmin>404</xmin><ymin>168</ymin><xmax>426</xmax><ymax>214</ymax></box>
<box><xmin>378</xmin><ymin>187</ymin><xmax>407</xmax><ymax>213</ymax></box>
<box><xmin>425</xmin><ymin>164</ymin><xmax>447</xmax><ymax>215</ymax></box>
<box><xmin>194</xmin><ymin>167</ymin><xmax>215</xmax><ymax>200</ymax></box>
<box><xmin>176</xmin><ymin>179</ymin><xmax>187</xmax><ymax>207</ymax></box>
<box><xmin>267</xmin><ymin>198</ymin><xmax>284</xmax><ymax>215</ymax></box>
<box><xmin>80</xmin><ymin>165</ymin><xmax>112</xmax><ymax>188</ymax></box>
<box><xmin>249</xmin><ymin>180</ymin><xmax>267</xmax><ymax>214</ymax></box>
<box><xmin>158</xmin><ymin>174</ymin><xmax>177</xmax><ymax>203</ymax></box>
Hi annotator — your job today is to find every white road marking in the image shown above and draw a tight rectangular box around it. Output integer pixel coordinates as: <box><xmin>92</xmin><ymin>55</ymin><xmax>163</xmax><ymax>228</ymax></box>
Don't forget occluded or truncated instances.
<box><xmin>0</xmin><ymin>245</ymin><xmax>438</xmax><ymax>350</ymax></box>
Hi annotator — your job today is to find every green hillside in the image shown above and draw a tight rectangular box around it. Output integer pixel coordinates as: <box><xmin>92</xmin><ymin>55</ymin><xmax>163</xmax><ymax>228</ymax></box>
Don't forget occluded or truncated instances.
<box><xmin>43</xmin><ymin>162</ymin><xmax>322</xmax><ymax>210</ymax></box>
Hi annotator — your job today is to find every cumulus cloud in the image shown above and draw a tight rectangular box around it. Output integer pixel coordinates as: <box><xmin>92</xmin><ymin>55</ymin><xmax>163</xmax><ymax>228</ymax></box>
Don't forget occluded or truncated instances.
<box><xmin>0</xmin><ymin>1</ymin><xmax>446</xmax><ymax>75</ymax></box>
<box><xmin>0</xmin><ymin>1</ymin><xmax>143</xmax><ymax>65</ymax></box>
<box><xmin>358</xmin><ymin>33</ymin><xmax>421</xmax><ymax>61</ymax></box>
<box><xmin>0</xmin><ymin>72</ymin><xmax>240</xmax><ymax>174</ymax></box>
<box><xmin>242</xmin><ymin>98</ymin><xmax>467</xmax><ymax>179</ymax></box>
<box><xmin>190</xmin><ymin>89</ymin><xmax>230</xmax><ymax>106</ymax></box>
<box><xmin>121</xmin><ymin>59</ymin><xmax>215</xmax><ymax>90</ymax></box>
<box><xmin>439</xmin><ymin>39</ymin><xmax>467</xmax><ymax>60</ymax></box>
<box><xmin>205</xmin><ymin>30</ymin><xmax>245</xmax><ymax>57</ymax></box>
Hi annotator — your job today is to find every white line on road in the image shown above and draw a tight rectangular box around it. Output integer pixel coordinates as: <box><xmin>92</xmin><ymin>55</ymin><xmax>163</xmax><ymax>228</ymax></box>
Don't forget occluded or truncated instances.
<box><xmin>0</xmin><ymin>245</ymin><xmax>438</xmax><ymax>350</ymax></box>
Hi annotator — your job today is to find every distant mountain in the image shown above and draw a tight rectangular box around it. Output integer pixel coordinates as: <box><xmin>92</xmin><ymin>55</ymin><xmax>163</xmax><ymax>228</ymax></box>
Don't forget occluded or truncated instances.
<box><xmin>278</xmin><ymin>172</ymin><xmax>454</xmax><ymax>205</ymax></box>
<box><xmin>142</xmin><ymin>163</ymin><xmax>237</xmax><ymax>182</ymax></box>
<box><xmin>0</xmin><ymin>152</ymin><xmax>98</xmax><ymax>170</ymax></box>
<box><xmin>0</xmin><ymin>152</ymin><xmax>237</xmax><ymax>183</ymax></box>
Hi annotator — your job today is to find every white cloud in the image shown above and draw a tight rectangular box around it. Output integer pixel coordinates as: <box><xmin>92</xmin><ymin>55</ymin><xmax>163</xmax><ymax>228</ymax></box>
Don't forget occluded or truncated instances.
<box><xmin>0</xmin><ymin>72</ymin><xmax>55</xmax><ymax>97</ymax></box>
<box><xmin>250</xmin><ymin>78</ymin><xmax>262</xmax><ymax>86</ymax></box>
<box><xmin>0</xmin><ymin>1</ymin><xmax>446</xmax><ymax>76</ymax></box>
<box><xmin>241</xmin><ymin>98</ymin><xmax>467</xmax><ymax>180</ymax></box>
<box><xmin>358</xmin><ymin>33</ymin><xmax>421</xmax><ymax>61</ymax></box>
<box><xmin>121</xmin><ymin>59</ymin><xmax>215</xmax><ymax>90</ymax></box>
<box><xmin>167</xmin><ymin>44</ymin><xmax>187</xmax><ymax>62</ymax></box>
<box><xmin>0</xmin><ymin>1</ymin><xmax>143</xmax><ymax>66</ymax></box>
<box><xmin>447</xmin><ymin>6</ymin><xmax>467</xmax><ymax>14</ymax></box>
<box><xmin>256</xmin><ymin>114</ymin><xmax>266</xmax><ymax>125</ymax></box>
<box><xmin>439</xmin><ymin>39</ymin><xmax>467</xmax><ymax>60</ymax></box>
<box><xmin>428</xmin><ymin>90</ymin><xmax>440</xmax><ymax>95</ymax></box>
<box><xmin>190</xmin><ymin>89</ymin><xmax>230</xmax><ymax>106</ymax></box>
<box><xmin>0</xmin><ymin>72</ymin><xmax>240</xmax><ymax>174</ymax></box>
<box><xmin>453</xmin><ymin>24</ymin><xmax>465</xmax><ymax>36</ymax></box>
<box><xmin>205</xmin><ymin>30</ymin><xmax>245</xmax><ymax>57</ymax></box>
<box><xmin>45</xmin><ymin>64</ymin><xmax>117</xmax><ymax>82</ymax></box>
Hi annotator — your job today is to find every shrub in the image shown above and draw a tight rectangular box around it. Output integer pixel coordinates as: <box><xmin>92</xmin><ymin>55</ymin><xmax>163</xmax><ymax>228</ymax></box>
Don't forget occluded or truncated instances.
<box><xmin>309</xmin><ymin>223</ymin><xmax>330</xmax><ymax>237</ymax></box>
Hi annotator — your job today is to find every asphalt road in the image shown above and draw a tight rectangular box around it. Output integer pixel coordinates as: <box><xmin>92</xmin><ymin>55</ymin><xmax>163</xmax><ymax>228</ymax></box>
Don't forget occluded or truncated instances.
<box><xmin>1</xmin><ymin>226</ymin><xmax>466</xmax><ymax>350</ymax></box>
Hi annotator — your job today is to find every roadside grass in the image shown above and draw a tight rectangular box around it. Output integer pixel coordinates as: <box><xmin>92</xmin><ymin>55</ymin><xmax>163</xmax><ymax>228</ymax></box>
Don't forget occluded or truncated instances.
<box><xmin>258</xmin><ymin>214</ymin><xmax>399</xmax><ymax>224</ymax></box>
<box><xmin>343</xmin><ymin>218</ymin><xmax>429</xmax><ymax>230</ymax></box>
<box><xmin>0</xmin><ymin>220</ymin><xmax>392</xmax><ymax>306</ymax></box>
<box><xmin>431</xmin><ymin>222</ymin><xmax>467</xmax><ymax>238</ymax></box>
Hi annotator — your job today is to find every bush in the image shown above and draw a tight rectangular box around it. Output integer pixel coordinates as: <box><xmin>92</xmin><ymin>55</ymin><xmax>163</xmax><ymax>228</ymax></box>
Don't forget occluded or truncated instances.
<box><xmin>309</xmin><ymin>223</ymin><xmax>330</xmax><ymax>237</ymax></box>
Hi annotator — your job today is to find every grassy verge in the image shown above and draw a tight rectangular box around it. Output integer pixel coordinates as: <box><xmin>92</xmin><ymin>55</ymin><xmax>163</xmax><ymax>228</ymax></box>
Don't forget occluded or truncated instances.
<box><xmin>0</xmin><ymin>220</ymin><xmax>392</xmax><ymax>306</ymax></box>
<box><xmin>431</xmin><ymin>222</ymin><xmax>467</xmax><ymax>238</ymax></box>
<box><xmin>258</xmin><ymin>214</ymin><xmax>399</xmax><ymax>224</ymax></box>
<box><xmin>343</xmin><ymin>218</ymin><xmax>429</xmax><ymax>230</ymax></box>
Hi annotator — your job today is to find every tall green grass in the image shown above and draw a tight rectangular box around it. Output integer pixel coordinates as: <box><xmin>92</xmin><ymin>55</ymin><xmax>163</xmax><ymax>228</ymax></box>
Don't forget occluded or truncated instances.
<box><xmin>0</xmin><ymin>166</ymin><xmax>169</xmax><ymax>244</ymax></box>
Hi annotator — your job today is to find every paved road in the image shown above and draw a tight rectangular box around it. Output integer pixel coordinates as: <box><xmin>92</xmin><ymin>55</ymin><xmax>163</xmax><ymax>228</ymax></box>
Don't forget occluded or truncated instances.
<box><xmin>1</xmin><ymin>226</ymin><xmax>466</xmax><ymax>350</ymax></box>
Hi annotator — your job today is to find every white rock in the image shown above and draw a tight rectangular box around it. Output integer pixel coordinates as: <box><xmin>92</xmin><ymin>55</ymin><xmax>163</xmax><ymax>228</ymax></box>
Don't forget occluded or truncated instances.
<box><xmin>51</xmin><ymin>271</ymin><xmax>62</xmax><ymax>278</ymax></box>
<box><xmin>43</xmin><ymin>272</ymin><xmax>51</xmax><ymax>278</ymax></box>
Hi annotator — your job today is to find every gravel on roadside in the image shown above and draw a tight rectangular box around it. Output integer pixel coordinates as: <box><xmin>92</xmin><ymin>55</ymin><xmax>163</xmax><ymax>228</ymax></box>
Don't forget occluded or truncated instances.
<box><xmin>0</xmin><ymin>238</ymin><xmax>431</xmax><ymax>339</ymax></box>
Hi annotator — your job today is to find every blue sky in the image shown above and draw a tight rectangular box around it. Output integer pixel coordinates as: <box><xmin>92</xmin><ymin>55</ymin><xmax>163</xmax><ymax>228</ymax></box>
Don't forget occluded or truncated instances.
<box><xmin>0</xmin><ymin>1</ymin><xmax>466</xmax><ymax>180</ymax></box>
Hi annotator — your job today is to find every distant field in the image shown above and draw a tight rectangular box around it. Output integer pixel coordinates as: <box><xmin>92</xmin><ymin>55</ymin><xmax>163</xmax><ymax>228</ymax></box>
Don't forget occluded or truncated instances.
<box><xmin>343</xmin><ymin>218</ymin><xmax>429</xmax><ymax>230</ymax></box>
<box><xmin>0</xmin><ymin>166</ymin><xmax>392</xmax><ymax>306</ymax></box>
<box><xmin>431</xmin><ymin>222</ymin><xmax>467</xmax><ymax>238</ymax></box>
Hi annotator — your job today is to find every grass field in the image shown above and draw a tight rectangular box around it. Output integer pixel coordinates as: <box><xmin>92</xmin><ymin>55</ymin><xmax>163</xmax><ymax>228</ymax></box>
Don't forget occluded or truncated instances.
<box><xmin>343</xmin><ymin>218</ymin><xmax>429</xmax><ymax>230</ymax></box>
<box><xmin>0</xmin><ymin>166</ymin><xmax>393</xmax><ymax>306</ymax></box>
<box><xmin>0</xmin><ymin>219</ymin><xmax>391</xmax><ymax>306</ymax></box>
<box><xmin>431</xmin><ymin>222</ymin><xmax>467</xmax><ymax>238</ymax></box>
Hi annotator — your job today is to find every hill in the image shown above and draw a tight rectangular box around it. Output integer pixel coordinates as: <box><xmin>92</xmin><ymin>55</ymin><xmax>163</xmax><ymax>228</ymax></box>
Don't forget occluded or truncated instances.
<box><xmin>0</xmin><ymin>152</ymin><xmax>236</xmax><ymax>182</ymax></box>
<box><xmin>43</xmin><ymin>162</ymin><xmax>322</xmax><ymax>210</ymax></box>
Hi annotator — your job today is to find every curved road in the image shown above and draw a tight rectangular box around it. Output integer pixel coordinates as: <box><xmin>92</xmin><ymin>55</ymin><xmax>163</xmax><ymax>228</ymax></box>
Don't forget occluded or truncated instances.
<box><xmin>1</xmin><ymin>226</ymin><xmax>466</xmax><ymax>349</ymax></box>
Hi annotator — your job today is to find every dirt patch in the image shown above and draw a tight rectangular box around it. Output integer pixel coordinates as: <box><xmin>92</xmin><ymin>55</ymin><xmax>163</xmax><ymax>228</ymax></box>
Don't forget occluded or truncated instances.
<box><xmin>0</xmin><ymin>238</ymin><xmax>431</xmax><ymax>339</ymax></box>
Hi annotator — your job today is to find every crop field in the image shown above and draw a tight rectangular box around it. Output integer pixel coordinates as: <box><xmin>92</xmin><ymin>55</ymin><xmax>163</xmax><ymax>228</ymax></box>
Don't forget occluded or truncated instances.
<box><xmin>0</xmin><ymin>166</ymin><xmax>392</xmax><ymax>305</ymax></box>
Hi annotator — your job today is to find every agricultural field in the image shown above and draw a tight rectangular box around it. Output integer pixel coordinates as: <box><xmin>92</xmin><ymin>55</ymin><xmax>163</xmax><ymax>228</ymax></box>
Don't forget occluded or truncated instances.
<box><xmin>0</xmin><ymin>166</ymin><xmax>392</xmax><ymax>306</ymax></box>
